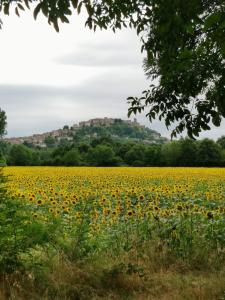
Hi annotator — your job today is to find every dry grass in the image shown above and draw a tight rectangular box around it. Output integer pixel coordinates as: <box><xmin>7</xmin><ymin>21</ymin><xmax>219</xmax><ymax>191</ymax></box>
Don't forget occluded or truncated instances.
<box><xmin>0</xmin><ymin>245</ymin><xmax>224</xmax><ymax>300</ymax></box>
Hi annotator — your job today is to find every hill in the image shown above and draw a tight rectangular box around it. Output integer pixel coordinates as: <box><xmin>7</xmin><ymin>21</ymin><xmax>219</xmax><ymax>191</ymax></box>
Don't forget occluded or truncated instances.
<box><xmin>5</xmin><ymin>118</ymin><xmax>168</xmax><ymax>147</ymax></box>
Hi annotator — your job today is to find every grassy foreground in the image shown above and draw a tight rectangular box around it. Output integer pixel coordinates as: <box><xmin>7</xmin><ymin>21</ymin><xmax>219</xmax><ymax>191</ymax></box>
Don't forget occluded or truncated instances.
<box><xmin>1</xmin><ymin>167</ymin><xmax>225</xmax><ymax>299</ymax></box>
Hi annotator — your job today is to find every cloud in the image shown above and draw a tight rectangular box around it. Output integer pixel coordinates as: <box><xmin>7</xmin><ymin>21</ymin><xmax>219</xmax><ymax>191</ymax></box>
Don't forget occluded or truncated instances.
<box><xmin>1</xmin><ymin>72</ymin><xmax>224</xmax><ymax>140</ymax></box>
<box><xmin>0</xmin><ymin>69</ymin><xmax>148</xmax><ymax>137</ymax></box>
<box><xmin>55</xmin><ymin>43</ymin><xmax>143</xmax><ymax>67</ymax></box>
<box><xmin>0</xmin><ymin>67</ymin><xmax>147</xmax><ymax>103</ymax></box>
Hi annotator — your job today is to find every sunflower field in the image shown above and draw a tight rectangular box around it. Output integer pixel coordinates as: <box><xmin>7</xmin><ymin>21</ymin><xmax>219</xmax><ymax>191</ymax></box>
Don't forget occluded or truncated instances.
<box><xmin>1</xmin><ymin>166</ymin><xmax>225</xmax><ymax>299</ymax></box>
<box><xmin>3</xmin><ymin>167</ymin><xmax>224</xmax><ymax>262</ymax></box>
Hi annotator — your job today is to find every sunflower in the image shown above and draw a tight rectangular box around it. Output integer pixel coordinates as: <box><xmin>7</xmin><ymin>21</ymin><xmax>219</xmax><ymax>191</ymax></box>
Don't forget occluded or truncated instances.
<box><xmin>154</xmin><ymin>206</ymin><xmax>160</xmax><ymax>211</ymax></box>
<box><xmin>206</xmin><ymin>211</ymin><xmax>213</xmax><ymax>219</ymax></box>
<box><xmin>127</xmin><ymin>210</ymin><xmax>133</xmax><ymax>217</ymax></box>
<box><xmin>176</xmin><ymin>205</ymin><xmax>183</xmax><ymax>211</ymax></box>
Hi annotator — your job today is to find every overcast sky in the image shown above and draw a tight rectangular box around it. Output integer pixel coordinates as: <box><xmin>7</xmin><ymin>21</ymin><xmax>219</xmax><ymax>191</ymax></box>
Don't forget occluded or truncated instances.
<box><xmin>0</xmin><ymin>10</ymin><xmax>224</xmax><ymax>139</ymax></box>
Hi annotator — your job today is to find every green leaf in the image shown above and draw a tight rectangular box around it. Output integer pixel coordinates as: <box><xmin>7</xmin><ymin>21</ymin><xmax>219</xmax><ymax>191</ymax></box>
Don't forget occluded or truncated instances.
<box><xmin>186</xmin><ymin>24</ymin><xmax>194</xmax><ymax>34</ymax></box>
<box><xmin>212</xmin><ymin>115</ymin><xmax>221</xmax><ymax>127</ymax></box>
<box><xmin>201</xmin><ymin>123</ymin><xmax>210</xmax><ymax>130</ymax></box>
<box><xmin>60</xmin><ymin>16</ymin><xmax>69</xmax><ymax>23</ymax></box>
<box><xmin>41</xmin><ymin>4</ymin><xmax>48</xmax><ymax>17</ymax></box>
<box><xmin>3</xmin><ymin>3</ymin><xmax>9</xmax><ymax>15</ymax></box>
<box><xmin>85</xmin><ymin>18</ymin><xmax>93</xmax><ymax>29</ymax></box>
<box><xmin>71</xmin><ymin>0</ymin><xmax>79</xmax><ymax>9</ymax></box>
<box><xmin>53</xmin><ymin>20</ymin><xmax>59</xmax><ymax>32</ymax></box>
<box><xmin>18</xmin><ymin>4</ymin><xmax>25</xmax><ymax>11</ymax></box>
<box><xmin>77</xmin><ymin>2</ymin><xmax>82</xmax><ymax>14</ymax></box>
<box><xmin>15</xmin><ymin>7</ymin><xmax>20</xmax><ymax>17</ymax></box>
<box><xmin>33</xmin><ymin>3</ymin><xmax>42</xmax><ymax>20</ymax></box>
<box><xmin>204</xmin><ymin>12</ymin><xmax>223</xmax><ymax>30</ymax></box>
<box><xmin>127</xmin><ymin>109</ymin><xmax>133</xmax><ymax>118</ymax></box>
<box><xmin>24</xmin><ymin>0</ymin><xmax>30</xmax><ymax>9</ymax></box>
<box><xmin>85</xmin><ymin>3</ymin><xmax>93</xmax><ymax>15</ymax></box>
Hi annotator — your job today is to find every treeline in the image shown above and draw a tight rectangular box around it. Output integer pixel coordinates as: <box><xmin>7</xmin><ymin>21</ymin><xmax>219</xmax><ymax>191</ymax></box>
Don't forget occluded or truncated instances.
<box><xmin>0</xmin><ymin>136</ymin><xmax>225</xmax><ymax>167</ymax></box>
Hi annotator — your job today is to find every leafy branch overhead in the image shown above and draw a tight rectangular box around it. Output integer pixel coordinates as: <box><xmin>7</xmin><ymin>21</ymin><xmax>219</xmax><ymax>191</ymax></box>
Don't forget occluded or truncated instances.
<box><xmin>1</xmin><ymin>0</ymin><xmax>225</xmax><ymax>138</ymax></box>
<box><xmin>0</xmin><ymin>109</ymin><xmax>7</xmax><ymax>138</ymax></box>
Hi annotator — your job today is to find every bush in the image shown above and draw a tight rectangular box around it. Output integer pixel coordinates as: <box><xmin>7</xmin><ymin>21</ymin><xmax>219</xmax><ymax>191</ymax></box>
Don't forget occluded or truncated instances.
<box><xmin>0</xmin><ymin>168</ymin><xmax>58</xmax><ymax>273</ymax></box>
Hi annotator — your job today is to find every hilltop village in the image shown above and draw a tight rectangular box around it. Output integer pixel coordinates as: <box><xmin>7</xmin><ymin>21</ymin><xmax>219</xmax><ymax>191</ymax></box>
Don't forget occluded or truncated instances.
<box><xmin>5</xmin><ymin>117</ymin><xmax>167</xmax><ymax>147</ymax></box>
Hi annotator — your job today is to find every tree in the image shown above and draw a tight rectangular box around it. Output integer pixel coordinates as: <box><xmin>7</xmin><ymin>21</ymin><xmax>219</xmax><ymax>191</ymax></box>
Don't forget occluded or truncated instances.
<box><xmin>179</xmin><ymin>138</ymin><xmax>198</xmax><ymax>166</ymax></box>
<box><xmin>63</xmin><ymin>125</ymin><xmax>69</xmax><ymax>130</ymax></box>
<box><xmin>196</xmin><ymin>138</ymin><xmax>222</xmax><ymax>166</ymax></box>
<box><xmin>30</xmin><ymin>150</ymin><xmax>41</xmax><ymax>166</ymax></box>
<box><xmin>23</xmin><ymin>140</ymin><xmax>35</xmax><ymax>148</ymax></box>
<box><xmin>1</xmin><ymin>1</ymin><xmax>225</xmax><ymax>138</ymax></box>
<box><xmin>161</xmin><ymin>141</ymin><xmax>182</xmax><ymax>166</ymax></box>
<box><xmin>220</xmin><ymin>148</ymin><xmax>225</xmax><ymax>166</ymax></box>
<box><xmin>62</xmin><ymin>149</ymin><xmax>81</xmax><ymax>166</ymax></box>
<box><xmin>90</xmin><ymin>136</ymin><xmax>113</xmax><ymax>148</ymax></box>
<box><xmin>58</xmin><ymin>138</ymin><xmax>70</xmax><ymax>147</ymax></box>
<box><xmin>217</xmin><ymin>136</ymin><xmax>225</xmax><ymax>149</ymax></box>
<box><xmin>9</xmin><ymin>144</ymin><xmax>32</xmax><ymax>166</ymax></box>
<box><xmin>0</xmin><ymin>111</ymin><xmax>7</xmax><ymax>165</ymax></box>
<box><xmin>0</xmin><ymin>140</ymin><xmax>10</xmax><ymax>157</ymax></box>
<box><xmin>124</xmin><ymin>144</ymin><xmax>146</xmax><ymax>166</ymax></box>
<box><xmin>134</xmin><ymin>0</ymin><xmax>225</xmax><ymax>139</ymax></box>
<box><xmin>116</xmin><ymin>143</ymin><xmax>134</xmax><ymax>161</ymax></box>
<box><xmin>44</xmin><ymin>135</ymin><xmax>56</xmax><ymax>148</ymax></box>
<box><xmin>78</xmin><ymin>143</ymin><xmax>89</xmax><ymax>153</ymax></box>
<box><xmin>0</xmin><ymin>109</ymin><xmax>7</xmax><ymax>138</ymax></box>
<box><xmin>144</xmin><ymin>145</ymin><xmax>162</xmax><ymax>166</ymax></box>
<box><xmin>87</xmin><ymin>144</ymin><xmax>117</xmax><ymax>166</ymax></box>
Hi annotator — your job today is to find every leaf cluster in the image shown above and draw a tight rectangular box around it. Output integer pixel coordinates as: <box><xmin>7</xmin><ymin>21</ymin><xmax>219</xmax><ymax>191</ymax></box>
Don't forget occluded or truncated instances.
<box><xmin>0</xmin><ymin>109</ymin><xmax>7</xmax><ymax>138</ymax></box>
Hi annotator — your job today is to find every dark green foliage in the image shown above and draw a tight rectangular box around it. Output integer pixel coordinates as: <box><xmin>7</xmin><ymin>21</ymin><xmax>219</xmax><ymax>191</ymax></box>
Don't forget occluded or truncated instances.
<box><xmin>78</xmin><ymin>143</ymin><xmax>89</xmax><ymax>153</ymax></box>
<box><xmin>9</xmin><ymin>144</ymin><xmax>32</xmax><ymax>166</ymax></box>
<box><xmin>38</xmin><ymin>148</ymin><xmax>53</xmax><ymax>165</ymax></box>
<box><xmin>161</xmin><ymin>141</ymin><xmax>182</xmax><ymax>166</ymax></box>
<box><xmin>217</xmin><ymin>136</ymin><xmax>225</xmax><ymax>149</ymax></box>
<box><xmin>0</xmin><ymin>170</ymin><xmax>26</xmax><ymax>272</ymax></box>
<box><xmin>74</xmin><ymin>122</ymin><xmax>159</xmax><ymax>143</ymax></box>
<box><xmin>0</xmin><ymin>109</ymin><xmax>56</xmax><ymax>273</ymax></box>
<box><xmin>116</xmin><ymin>143</ymin><xmax>134</xmax><ymax>161</ymax></box>
<box><xmin>126</xmin><ymin>1</ymin><xmax>225</xmax><ymax>138</ymax></box>
<box><xmin>124</xmin><ymin>144</ymin><xmax>146</xmax><ymax>166</ymax></box>
<box><xmin>197</xmin><ymin>138</ymin><xmax>222</xmax><ymax>166</ymax></box>
<box><xmin>87</xmin><ymin>144</ymin><xmax>118</xmax><ymax>166</ymax></box>
<box><xmin>0</xmin><ymin>109</ymin><xmax>7</xmax><ymax>138</ymax></box>
<box><xmin>0</xmin><ymin>140</ymin><xmax>10</xmax><ymax>154</ymax></box>
<box><xmin>31</xmin><ymin>150</ymin><xmax>41</xmax><ymax>166</ymax></box>
<box><xmin>44</xmin><ymin>135</ymin><xmax>56</xmax><ymax>148</ymax></box>
<box><xmin>62</xmin><ymin>149</ymin><xmax>81</xmax><ymax>166</ymax></box>
<box><xmin>2</xmin><ymin>134</ymin><xmax>225</xmax><ymax>167</ymax></box>
<box><xmin>0</xmin><ymin>169</ymin><xmax>54</xmax><ymax>273</ymax></box>
<box><xmin>179</xmin><ymin>138</ymin><xmax>198</xmax><ymax>166</ymax></box>
<box><xmin>90</xmin><ymin>135</ymin><xmax>114</xmax><ymax>148</ymax></box>
<box><xmin>144</xmin><ymin>144</ymin><xmax>162</xmax><ymax>166</ymax></box>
